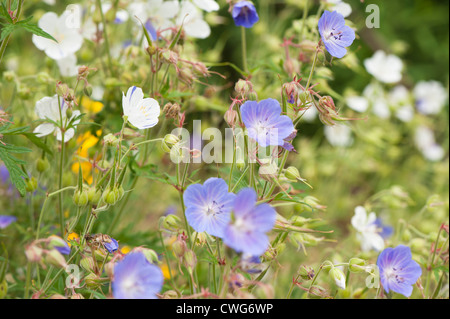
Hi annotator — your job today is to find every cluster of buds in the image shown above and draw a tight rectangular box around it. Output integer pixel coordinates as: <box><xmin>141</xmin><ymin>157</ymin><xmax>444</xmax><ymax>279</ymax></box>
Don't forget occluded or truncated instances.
<box><xmin>0</xmin><ymin>109</ymin><xmax>12</xmax><ymax>126</ymax></box>
<box><xmin>159</xmin><ymin>213</ymin><xmax>182</xmax><ymax>232</ymax></box>
<box><xmin>298</xmin><ymin>265</ymin><xmax>315</xmax><ymax>281</ymax></box>
<box><xmin>162</xmin><ymin>102</ymin><xmax>181</xmax><ymax>120</ymax></box>
<box><xmin>234</xmin><ymin>79</ymin><xmax>256</xmax><ymax>100</ymax></box>
<box><xmin>25</xmin><ymin>236</ymin><xmax>70</xmax><ymax>269</ymax></box>
<box><xmin>315</xmin><ymin>95</ymin><xmax>360</xmax><ymax>126</ymax></box>
<box><xmin>56</xmin><ymin>81</ymin><xmax>76</xmax><ymax>108</ymax></box>
<box><xmin>77</xmin><ymin>66</ymin><xmax>97</xmax><ymax>97</ymax></box>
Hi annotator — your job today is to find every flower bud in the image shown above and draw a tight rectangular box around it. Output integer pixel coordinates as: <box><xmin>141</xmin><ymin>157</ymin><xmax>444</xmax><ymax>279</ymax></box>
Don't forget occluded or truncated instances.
<box><xmin>161</xmin><ymin>290</ymin><xmax>178</xmax><ymax>299</ymax></box>
<box><xmin>162</xmin><ymin>134</ymin><xmax>180</xmax><ymax>153</ymax></box>
<box><xmin>102</xmin><ymin>188</ymin><xmax>119</xmax><ymax>205</ymax></box>
<box><xmin>298</xmin><ymin>265</ymin><xmax>315</xmax><ymax>280</ymax></box>
<box><xmin>284</xmin><ymin>166</ymin><xmax>301</xmax><ymax>182</ymax></box>
<box><xmin>47</xmin><ymin>235</ymin><xmax>70</xmax><ymax>255</ymax></box>
<box><xmin>161</xmin><ymin>214</ymin><xmax>182</xmax><ymax>231</ymax></box>
<box><xmin>36</xmin><ymin>157</ymin><xmax>50</xmax><ymax>173</ymax></box>
<box><xmin>349</xmin><ymin>258</ymin><xmax>366</xmax><ymax>273</ymax></box>
<box><xmin>73</xmin><ymin>189</ymin><xmax>89</xmax><ymax>207</ymax></box>
<box><xmin>87</xmin><ymin>187</ymin><xmax>102</xmax><ymax>205</ymax></box>
<box><xmin>45</xmin><ymin>250</ymin><xmax>67</xmax><ymax>269</ymax></box>
<box><xmin>25</xmin><ymin>244</ymin><xmax>43</xmax><ymax>263</ymax></box>
<box><xmin>83</xmin><ymin>84</ymin><xmax>93</xmax><ymax>97</ymax></box>
<box><xmin>25</xmin><ymin>177</ymin><xmax>38</xmax><ymax>193</ymax></box>
<box><xmin>329</xmin><ymin>267</ymin><xmax>346</xmax><ymax>289</ymax></box>
<box><xmin>103</xmin><ymin>133</ymin><xmax>119</xmax><ymax>146</ymax></box>
<box><xmin>234</xmin><ymin>79</ymin><xmax>253</xmax><ymax>96</ymax></box>
<box><xmin>162</xmin><ymin>103</ymin><xmax>181</xmax><ymax>119</ymax></box>
<box><xmin>172</xmin><ymin>238</ymin><xmax>186</xmax><ymax>259</ymax></box>
<box><xmin>71</xmin><ymin>293</ymin><xmax>84</xmax><ymax>299</ymax></box>
<box><xmin>183</xmin><ymin>249</ymin><xmax>197</xmax><ymax>274</ymax></box>
<box><xmin>84</xmin><ymin>273</ymin><xmax>103</xmax><ymax>288</ymax></box>
<box><xmin>80</xmin><ymin>256</ymin><xmax>97</xmax><ymax>273</ymax></box>
<box><xmin>258</xmin><ymin>161</ymin><xmax>278</xmax><ymax>182</ymax></box>
<box><xmin>224</xmin><ymin>109</ymin><xmax>238</xmax><ymax>127</ymax></box>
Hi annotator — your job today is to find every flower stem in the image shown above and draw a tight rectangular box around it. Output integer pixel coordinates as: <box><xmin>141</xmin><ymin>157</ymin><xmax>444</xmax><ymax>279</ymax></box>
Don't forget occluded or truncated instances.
<box><xmin>241</xmin><ymin>26</ymin><xmax>248</xmax><ymax>74</ymax></box>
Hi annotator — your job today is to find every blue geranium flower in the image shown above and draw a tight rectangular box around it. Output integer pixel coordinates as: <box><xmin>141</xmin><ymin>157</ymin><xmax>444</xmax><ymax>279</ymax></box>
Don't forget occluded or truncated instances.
<box><xmin>232</xmin><ymin>1</ymin><xmax>259</xmax><ymax>28</ymax></box>
<box><xmin>318</xmin><ymin>10</ymin><xmax>355</xmax><ymax>58</ymax></box>
<box><xmin>377</xmin><ymin>245</ymin><xmax>422</xmax><ymax>297</ymax></box>
<box><xmin>223</xmin><ymin>188</ymin><xmax>276</xmax><ymax>256</ymax></box>
<box><xmin>183</xmin><ymin>178</ymin><xmax>235</xmax><ymax>238</ymax></box>
<box><xmin>241</xmin><ymin>99</ymin><xmax>295</xmax><ymax>147</ymax></box>
<box><xmin>373</xmin><ymin>218</ymin><xmax>393</xmax><ymax>239</ymax></box>
<box><xmin>112</xmin><ymin>252</ymin><xmax>163</xmax><ymax>299</ymax></box>
<box><xmin>104</xmin><ymin>237</ymin><xmax>119</xmax><ymax>253</ymax></box>
<box><xmin>0</xmin><ymin>215</ymin><xmax>17</xmax><ymax>229</ymax></box>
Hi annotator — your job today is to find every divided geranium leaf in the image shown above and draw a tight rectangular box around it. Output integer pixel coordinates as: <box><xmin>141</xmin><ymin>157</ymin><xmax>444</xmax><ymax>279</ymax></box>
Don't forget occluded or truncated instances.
<box><xmin>0</xmin><ymin>143</ymin><xmax>31</xmax><ymax>196</ymax></box>
<box><xmin>16</xmin><ymin>18</ymin><xmax>58</xmax><ymax>42</ymax></box>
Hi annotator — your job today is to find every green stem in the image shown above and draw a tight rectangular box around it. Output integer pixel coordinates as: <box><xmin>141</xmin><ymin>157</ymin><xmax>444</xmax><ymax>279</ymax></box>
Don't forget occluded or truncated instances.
<box><xmin>241</xmin><ymin>26</ymin><xmax>248</xmax><ymax>74</ymax></box>
<box><xmin>96</xmin><ymin>0</ymin><xmax>114</xmax><ymax>76</ymax></box>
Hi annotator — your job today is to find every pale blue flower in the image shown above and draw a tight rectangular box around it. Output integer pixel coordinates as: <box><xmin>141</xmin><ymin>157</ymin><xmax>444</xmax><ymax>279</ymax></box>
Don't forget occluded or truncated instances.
<box><xmin>318</xmin><ymin>10</ymin><xmax>355</xmax><ymax>58</ymax></box>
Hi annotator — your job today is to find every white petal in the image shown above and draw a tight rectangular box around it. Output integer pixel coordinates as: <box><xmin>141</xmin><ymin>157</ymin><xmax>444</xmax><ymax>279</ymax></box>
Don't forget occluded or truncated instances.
<box><xmin>34</xmin><ymin>123</ymin><xmax>55</xmax><ymax>137</ymax></box>
<box><xmin>193</xmin><ymin>0</ymin><xmax>219</xmax><ymax>12</ymax></box>
<box><xmin>184</xmin><ymin>18</ymin><xmax>211</xmax><ymax>39</ymax></box>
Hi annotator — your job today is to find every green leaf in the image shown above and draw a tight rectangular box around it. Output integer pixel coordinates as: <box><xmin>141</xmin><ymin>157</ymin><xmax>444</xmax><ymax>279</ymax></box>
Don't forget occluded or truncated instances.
<box><xmin>0</xmin><ymin>142</ymin><xmax>31</xmax><ymax>196</ymax></box>
<box><xmin>0</xmin><ymin>23</ymin><xmax>15</xmax><ymax>41</ymax></box>
<box><xmin>0</xmin><ymin>3</ymin><xmax>13</xmax><ymax>23</ymax></box>
<box><xmin>17</xmin><ymin>20</ymin><xmax>57</xmax><ymax>42</ymax></box>
<box><xmin>21</xmin><ymin>132</ymin><xmax>53</xmax><ymax>156</ymax></box>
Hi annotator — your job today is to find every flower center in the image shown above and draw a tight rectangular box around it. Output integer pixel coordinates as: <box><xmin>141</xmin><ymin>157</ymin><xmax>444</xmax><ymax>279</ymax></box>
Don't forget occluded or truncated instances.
<box><xmin>206</xmin><ymin>200</ymin><xmax>224</xmax><ymax>217</ymax></box>
<box><xmin>385</xmin><ymin>267</ymin><xmax>405</xmax><ymax>284</ymax></box>
<box><xmin>326</xmin><ymin>29</ymin><xmax>343</xmax><ymax>41</ymax></box>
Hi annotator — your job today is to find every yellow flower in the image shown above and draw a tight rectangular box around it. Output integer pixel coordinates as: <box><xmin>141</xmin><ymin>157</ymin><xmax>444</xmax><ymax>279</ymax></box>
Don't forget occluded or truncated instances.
<box><xmin>120</xmin><ymin>245</ymin><xmax>132</xmax><ymax>254</ymax></box>
<box><xmin>67</xmin><ymin>232</ymin><xmax>79</xmax><ymax>247</ymax></box>
<box><xmin>161</xmin><ymin>263</ymin><xmax>173</xmax><ymax>280</ymax></box>
<box><xmin>81</xmin><ymin>97</ymin><xmax>104</xmax><ymax>113</ymax></box>
<box><xmin>71</xmin><ymin>130</ymin><xmax>102</xmax><ymax>185</ymax></box>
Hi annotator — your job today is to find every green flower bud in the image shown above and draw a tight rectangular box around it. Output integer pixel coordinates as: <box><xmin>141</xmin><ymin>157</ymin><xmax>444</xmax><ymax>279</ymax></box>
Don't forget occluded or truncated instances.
<box><xmin>84</xmin><ymin>273</ymin><xmax>103</xmax><ymax>288</ymax></box>
<box><xmin>45</xmin><ymin>250</ymin><xmax>67</xmax><ymax>268</ymax></box>
<box><xmin>172</xmin><ymin>239</ymin><xmax>186</xmax><ymax>258</ymax></box>
<box><xmin>329</xmin><ymin>267</ymin><xmax>346</xmax><ymax>290</ymax></box>
<box><xmin>162</xmin><ymin>134</ymin><xmax>180</xmax><ymax>153</ymax></box>
<box><xmin>70</xmin><ymin>293</ymin><xmax>84</xmax><ymax>299</ymax></box>
<box><xmin>236</xmin><ymin>161</ymin><xmax>245</xmax><ymax>172</ymax></box>
<box><xmin>349</xmin><ymin>258</ymin><xmax>366</xmax><ymax>273</ymax></box>
<box><xmin>25</xmin><ymin>177</ymin><xmax>38</xmax><ymax>193</ymax></box>
<box><xmin>102</xmin><ymin>188</ymin><xmax>119</xmax><ymax>205</ymax></box>
<box><xmin>161</xmin><ymin>290</ymin><xmax>179</xmax><ymax>299</ymax></box>
<box><xmin>284</xmin><ymin>166</ymin><xmax>301</xmax><ymax>182</ymax></box>
<box><xmin>36</xmin><ymin>157</ymin><xmax>50</xmax><ymax>173</ymax></box>
<box><xmin>83</xmin><ymin>84</ymin><xmax>93</xmax><ymax>97</ymax></box>
<box><xmin>183</xmin><ymin>249</ymin><xmax>197</xmax><ymax>274</ymax></box>
<box><xmin>298</xmin><ymin>265</ymin><xmax>315</xmax><ymax>280</ymax></box>
<box><xmin>161</xmin><ymin>214</ymin><xmax>182</xmax><ymax>231</ymax></box>
<box><xmin>103</xmin><ymin>133</ymin><xmax>119</xmax><ymax>146</ymax></box>
<box><xmin>80</xmin><ymin>256</ymin><xmax>96</xmax><ymax>273</ymax></box>
<box><xmin>73</xmin><ymin>189</ymin><xmax>89</xmax><ymax>207</ymax></box>
<box><xmin>87</xmin><ymin>187</ymin><xmax>102</xmax><ymax>205</ymax></box>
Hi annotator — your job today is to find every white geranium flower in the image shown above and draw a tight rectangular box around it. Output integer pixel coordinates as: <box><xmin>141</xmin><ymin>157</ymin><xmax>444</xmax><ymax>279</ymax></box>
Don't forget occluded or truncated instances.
<box><xmin>324</xmin><ymin>124</ymin><xmax>353</xmax><ymax>147</ymax></box>
<box><xmin>351</xmin><ymin>206</ymin><xmax>385</xmax><ymax>252</ymax></box>
<box><xmin>364</xmin><ymin>51</ymin><xmax>403</xmax><ymax>84</ymax></box>
<box><xmin>414</xmin><ymin>126</ymin><xmax>445</xmax><ymax>162</ymax></box>
<box><xmin>192</xmin><ymin>0</ymin><xmax>219</xmax><ymax>12</ymax></box>
<box><xmin>388</xmin><ymin>85</ymin><xmax>414</xmax><ymax>122</ymax></box>
<box><xmin>346</xmin><ymin>96</ymin><xmax>369</xmax><ymax>113</ymax></box>
<box><xmin>177</xmin><ymin>1</ymin><xmax>211</xmax><ymax>39</ymax></box>
<box><xmin>34</xmin><ymin>95</ymin><xmax>81</xmax><ymax>142</ymax></box>
<box><xmin>56</xmin><ymin>53</ymin><xmax>78</xmax><ymax>77</ymax></box>
<box><xmin>327</xmin><ymin>0</ymin><xmax>352</xmax><ymax>18</ymax></box>
<box><xmin>32</xmin><ymin>11</ymin><xmax>84</xmax><ymax>60</ymax></box>
<box><xmin>414</xmin><ymin>80</ymin><xmax>448</xmax><ymax>115</ymax></box>
<box><xmin>129</xmin><ymin>0</ymin><xmax>180</xmax><ymax>40</ymax></box>
<box><xmin>122</xmin><ymin>86</ymin><xmax>160</xmax><ymax>129</ymax></box>
<box><xmin>363</xmin><ymin>83</ymin><xmax>391</xmax><ymax>119</ymax></box>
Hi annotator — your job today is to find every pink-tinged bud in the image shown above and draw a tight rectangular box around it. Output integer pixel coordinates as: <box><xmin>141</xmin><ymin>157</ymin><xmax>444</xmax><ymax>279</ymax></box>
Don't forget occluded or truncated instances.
<box><xmin>25</xmin><ymin>244</ymin><xmax>43</xmax><ymax>263</ymax></box>
<box><xmin>192</xmin><ymin>62</ymin><xmax>209</xmax><ymax>77</ymax></box>
<box><xmin>224</xmin><ymin>109</ymin><xmax>238</xmax><ymax>127</ymax></box>
<box><xmin>161</xmin><ymin>290</ymin><xmax>179</xmax><ymax>299</ymax></box>
<box><xmin>80</xmin><ymin>256</ymin><xmax>97</xmax><ymax>273</ymax></box>
<box><xmin>172</xmin><ymin>237</ymin><xmax>187</xmax><ymax>259</ymax></box>
<box><xmin>183</xmin><ymin>249</ymin><xmax>197</xmax><ymax>274</ymax></box>
<box><xmin>234</xmin><ymin>79</ymin><xmax>253</xmax><ymax>96</ymax></box>
<box><xmin>298</xmin><ymin>265</ymin><xmax>315</xmax><ymax>280</ymax></box>
<box><xmin>45</xmin><ymin>250</ymin><xmax>67</xmax><ymax>269</ymax></box>
<box><xmin>50</xmin><ymin>294</ymin><xmax>67</xmax><ymax>299</ymax></box>
<box><xmin>71</xmin><ymin>293</ymin><xmax>84</xmax><ymax>299</ymax></box>
<box><xmin>162</xmin><ymin>103</ymin><xmax>181</xmax><ymax>119</ymax></box>
<box><xmin>104</xmin><ymin>261</ymin><xmax>115</xmax><ymax>279</ymax></box>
